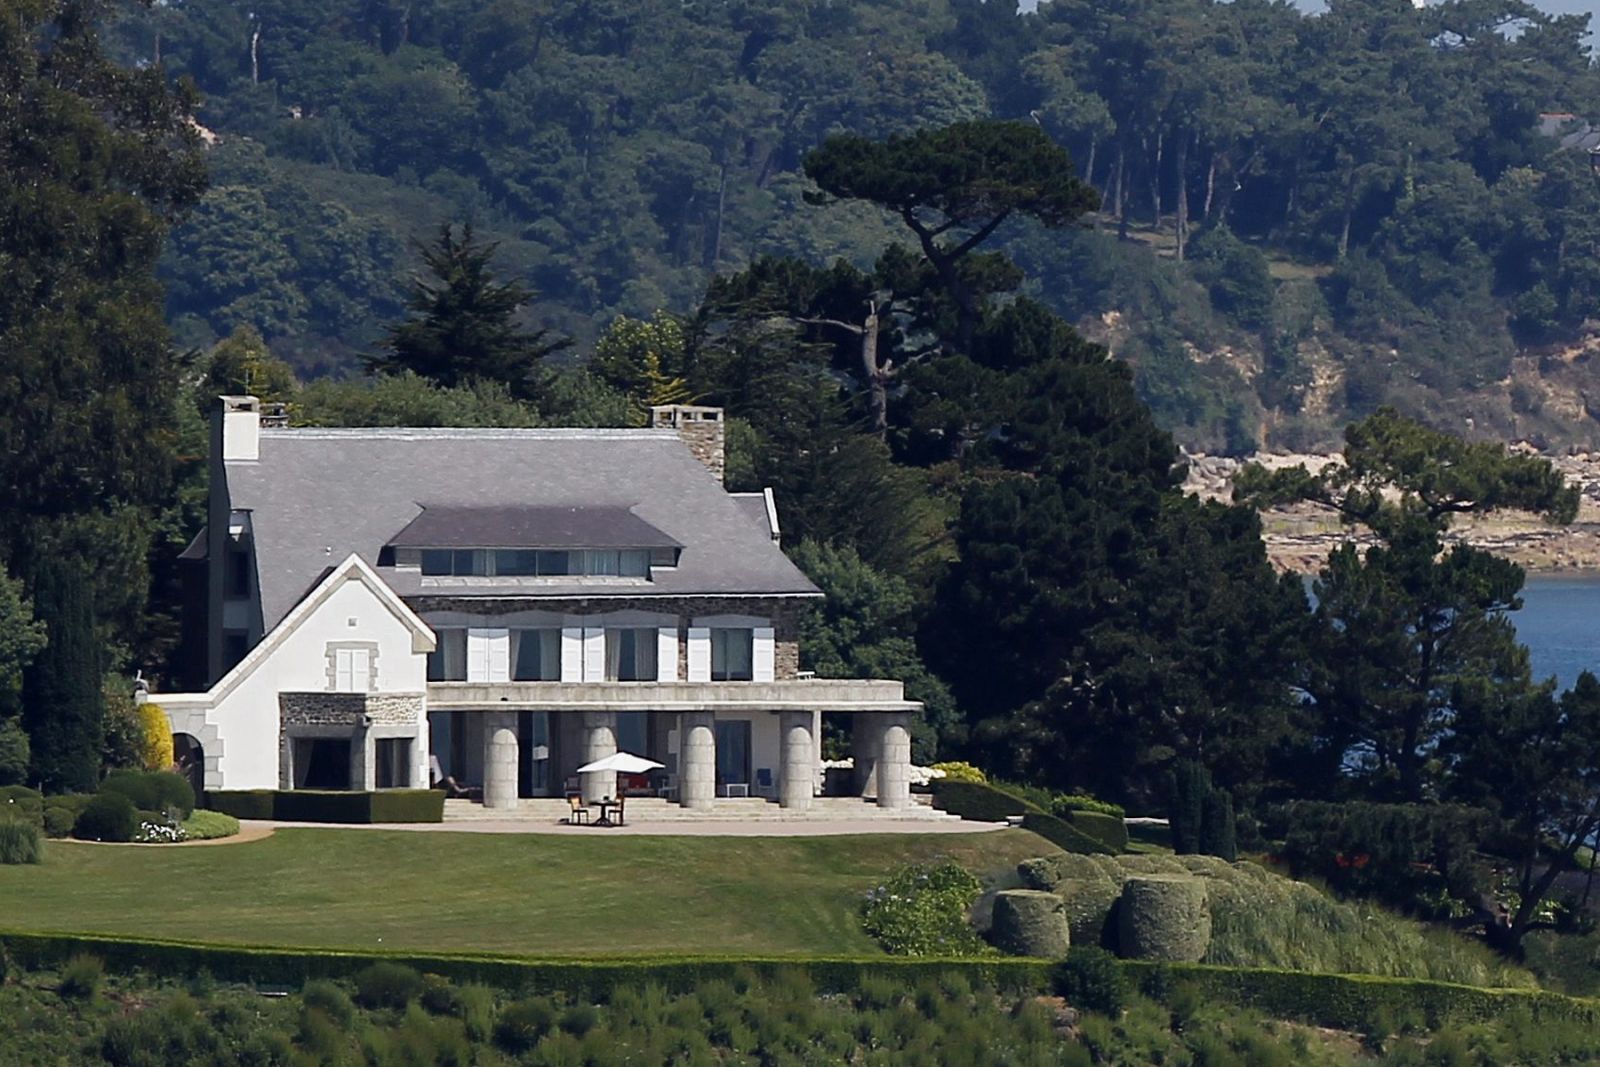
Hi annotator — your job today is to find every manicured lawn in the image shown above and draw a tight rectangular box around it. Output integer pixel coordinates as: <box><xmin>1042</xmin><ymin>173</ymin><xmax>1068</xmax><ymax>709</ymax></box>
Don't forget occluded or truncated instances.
<box><xmin>0</xmin><ymin>829</ymin><xmax>1048</xmax><ymax>957</ymax></box>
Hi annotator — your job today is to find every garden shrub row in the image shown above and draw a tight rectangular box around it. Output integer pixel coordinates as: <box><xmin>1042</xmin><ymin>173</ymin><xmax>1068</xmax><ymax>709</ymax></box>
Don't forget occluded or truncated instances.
<box><xmin>1063</xmin><ymin>809</ymin><xmax>1128</xmax><ymax>852</ymax></box>
<box><xmin>1019</xmin><ymin>812</ymin><xmax>1116</xmax><ymax>855</ymax></box>
<box><xmin>100</xmin><ymin>770</ymin><xmax>195</xmax><ymax>818</ymax></box>
<box><xmin>205</xmin><ymin>789</ymin><xmax>445</xmax><ymax>823</ymax></box>
<box><xmin>3</xmin><ymin>929</ymin><xmax>1595</xmax><ymax>1033</ymax></box>
<box><xmin>929</xmin><ymin>779</ymin><xmax>1037</xmax><ymax>823</ymax></box>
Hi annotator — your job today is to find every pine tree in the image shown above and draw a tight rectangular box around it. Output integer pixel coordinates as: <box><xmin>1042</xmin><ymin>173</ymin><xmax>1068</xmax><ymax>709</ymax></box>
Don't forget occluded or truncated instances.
<box><xmin>368</xmin><ymin>223</ymin><xmax>568</xmax><ymax>399</ymax></box>
<box><xmin>22</xmin><ymin>562</ymin><xmax>103</xmax><ymax>793</ymax></box>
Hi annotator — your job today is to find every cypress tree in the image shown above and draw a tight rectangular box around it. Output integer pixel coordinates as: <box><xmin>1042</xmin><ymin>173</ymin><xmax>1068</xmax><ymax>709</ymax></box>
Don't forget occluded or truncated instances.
<box><xmin>21</xmin><ymin>562</ymin><xmax>102</xmax><ymax>793</ymax></box>
<box><xmin>1168</xmin><ymin>760</ymin><xmax>1211</xmax><ymax>855</ymax></box>
<box><xmin>1201</xmin><ymin>788</ymin><xmax>1238</xmax><ymax>862</ymax></box>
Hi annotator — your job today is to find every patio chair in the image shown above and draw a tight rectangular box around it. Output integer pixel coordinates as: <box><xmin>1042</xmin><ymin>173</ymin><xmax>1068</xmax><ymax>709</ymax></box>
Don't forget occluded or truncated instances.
<box><xmin>753</xmin><ymin>768</ymin><xmax>776</xmax><ymax>798</ymax></box>
<box><xmin>567</xmin><ymin>795</ymin><xmax>592</xmax><ymax>825</ymax></box>
<box><xmin>614</xmin><ymin>793</ymin><xmax>626</xmax><ymax>826</ymax></box>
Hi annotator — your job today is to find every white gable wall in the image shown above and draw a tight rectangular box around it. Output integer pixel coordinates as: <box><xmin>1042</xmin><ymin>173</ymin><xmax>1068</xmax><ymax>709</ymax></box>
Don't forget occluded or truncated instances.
<box><xmin>163</xmin><ymin>564</ymin><xmax>432</xmax><ymax>791</ymax></box>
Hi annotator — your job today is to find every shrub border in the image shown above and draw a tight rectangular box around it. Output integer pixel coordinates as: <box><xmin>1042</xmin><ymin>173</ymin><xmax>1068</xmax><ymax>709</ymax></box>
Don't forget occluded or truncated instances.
<box><xmin>2</xmin><ymin>929</ymin><xmax>1597</xmax><ymax>1029</ymax></box>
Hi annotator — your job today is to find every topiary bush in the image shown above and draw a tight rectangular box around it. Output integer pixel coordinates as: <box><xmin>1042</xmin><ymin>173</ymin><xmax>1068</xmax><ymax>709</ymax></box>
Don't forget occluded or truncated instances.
<box><xmin>0</xmin><ymin>818</ymin><xmax>41</xmax><ymax>864</ymax></box>
<box><xmin>1201</xmin><ymin>789</ymin><xmax>1236</xmax><ymax>861</ymax></box>
<box><xmin>1021</xmin><ymin>812</ymin><xmax>1116</xmax><ymax>855</ymax></box>
<box><xmin>100</xmin><ymin>769</ymin><xmax>195</xmax><ymax>818</ymax></box>
<box><xmin>1064</xmin><ymin>810</ymin><xmax>1128</xmax><ymax>853</ymax></box>
<box><xmin>990</xmin><ymin>890</ymin><xmax>1070</xmax><ymax>958</ymax></box>
<box><xmin>73</xmin><ymin>791</ymin><xmax>138</xmax><ymax>842</ymax></box>
<box><xmin>1118</xmin><ymin>875</ymin><xmax>1211</xmax><ymax>962</ymax></box>
<box><xmin>929</xmin><ymin>780</ymin><xmax>1037</xmax><ymax>823</ymax></box>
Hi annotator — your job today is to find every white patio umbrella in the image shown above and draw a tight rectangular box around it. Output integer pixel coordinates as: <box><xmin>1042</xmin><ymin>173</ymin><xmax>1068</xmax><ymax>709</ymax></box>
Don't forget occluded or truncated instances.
<box><xmin>576</xmin><ymin>751</ymin><xmax>664</xmax><ymax>775</ymax></box>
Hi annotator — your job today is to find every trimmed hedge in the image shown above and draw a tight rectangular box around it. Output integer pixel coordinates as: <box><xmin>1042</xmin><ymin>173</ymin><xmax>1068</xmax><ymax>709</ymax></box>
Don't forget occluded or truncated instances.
<box><xmin>989</xmin><ymin>890</ymin><xmax>1070</xmax><ymax>958</ymax></box>
<box><xmin>3</xmin><ymin>928</ymin><xmax>1597</xmax><ymax>1034</ymax></box>
<box><xmin>73</xmin><ymin>792</ymin><xmax>138</xmax><ymax>842</ymax></box>
<box><xmin>180</xmin><ymin>810</ymin><xmax>241</xmax><ymax>840</ymax></box>
<box><xmin>929</xmin><ymin>780</ymin><xmax>1037</xmax><ymax>823</ymax></box>
<box><xmin>206</xmin><ymin>789</ymin><xmax>445</xmax><ymax>824</ymax></box>
<box><xmin>1065</xmin><ymin>810</ymin><xmax>1128</xmax><ymax>853</ymax></box>
<box><xmin>1118</xmin><ymin>875</ymin><xmax>1211</xmax><ymax>962</ymax></box>
<box><xmin>1021</xmin><ymin>812</ymin><xmax>1117</xmax><ymax>855</ymax></box>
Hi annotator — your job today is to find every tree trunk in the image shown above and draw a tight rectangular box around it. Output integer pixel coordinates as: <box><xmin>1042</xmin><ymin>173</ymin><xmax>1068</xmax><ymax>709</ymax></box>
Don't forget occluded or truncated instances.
<box><xmin>705</xmin><ymin>162</ymin><xmax>727</xmax><ymax>271</ymax></box>
<box><xmin>1338</xmin><ymin>166</ymin><xmax>1357</xmax><ymax>260</ymax></box>
<box><xmin>1174</xmin><ymin>131</ymin><xmax>1189</xmax><ymax>262</ymax></box>
<box><xmin>1203</xmin><ymin>153</ymin><xmax>1217</xmax><ymax>221</ymax></box>
<box><xmin>1148</xmin><ymin>131</ymin><xmax>1163</xmax><ymax>230</ymax></box>
<box><xmin>1115</xmin><ymin>141</ymin><xmax>1129</xmax><ymax>242</ymax></box>
<box><xmin>861</xmin><ymin>306</ymin><xmax>887</xmax><ymax>439</ymax></box>
<box><xmin>250</xmin><ymin>25</ymin><xmax>261</xmax><ymax>84</ymax></box>
<box><xmin>153</xmin><ymin>29</ymin><xmax>161</xmax><ymax>66</ymax></box>
<box><xmin>1084</xmin><ymin>135</ymin><xmax>1098</xmax><ymax>186</ymax></box>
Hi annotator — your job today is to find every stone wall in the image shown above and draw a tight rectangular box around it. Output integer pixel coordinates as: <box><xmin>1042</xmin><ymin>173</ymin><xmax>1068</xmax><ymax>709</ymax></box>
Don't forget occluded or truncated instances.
<box><xmin>278</xmin><ymin>691</ymin><xmax>423</xmax><ymax>727</ymax></box>
<box><xmin>409</xmin><ymin>595</ymin><xmax>807</xmax><ymax>679</ymax></box>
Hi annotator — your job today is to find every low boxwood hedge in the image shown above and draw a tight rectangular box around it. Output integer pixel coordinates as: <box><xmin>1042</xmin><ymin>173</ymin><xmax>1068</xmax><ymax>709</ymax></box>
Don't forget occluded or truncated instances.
<box><xmin>1021</xmin><ymin>812</ymin><xmax>1116</xmax><ymax>855</ymax></box>
<box><xmin>929</xmin><ymin>780</ymin><xmax>1039</xmax><ymax>823</ymax></box>
<box><xmin>1065</xmin><ymin>810</ymin><xmax>1129</xmax><ymax>853</ymax></box>
<box><xmin>101</xmin><ymin>770</ymin><xmax>195</xmax><ymax>818</ymax></box>
<box><xmin>205</xmin><ymin>789</ymin><xmax>445</xmax><ymax>824</ymax></box>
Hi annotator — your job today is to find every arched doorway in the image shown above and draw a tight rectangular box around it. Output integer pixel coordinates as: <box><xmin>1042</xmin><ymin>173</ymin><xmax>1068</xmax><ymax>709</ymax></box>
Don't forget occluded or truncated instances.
<box><xmin>173</xmin><ymin>733</ymin><xmax>204</xmax><ymax>800</ymax></box>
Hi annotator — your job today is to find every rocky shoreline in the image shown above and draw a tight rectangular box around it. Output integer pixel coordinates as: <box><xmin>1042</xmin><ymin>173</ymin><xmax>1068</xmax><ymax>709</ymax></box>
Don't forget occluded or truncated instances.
<box><xmin>1184</xmin><ymin>450</ymin><xmax>1600</xmax><ymax>574</ymax></box>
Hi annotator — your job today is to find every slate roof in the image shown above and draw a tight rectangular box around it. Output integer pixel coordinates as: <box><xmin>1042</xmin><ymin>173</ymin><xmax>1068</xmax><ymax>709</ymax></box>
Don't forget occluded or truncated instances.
<box><xmin>226</xmin><ymin>427</ymin><xmax>820</xmax><ymax>629</ymax></box>
<box><xmin>388</xmin><ymin>505</ymin><xmax>681</xmax><ymax>549</ymax></box>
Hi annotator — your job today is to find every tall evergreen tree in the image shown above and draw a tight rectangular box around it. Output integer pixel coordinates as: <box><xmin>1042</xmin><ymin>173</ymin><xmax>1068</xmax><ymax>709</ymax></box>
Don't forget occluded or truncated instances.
<box><xmin>22</xmin><ymin>561</ymin><xmax>103</xmax><ymax>793</ymax></box>
<box><xmin>368</xmin><ymin>223</ymin><xmax>568</xmax><ymax>400</ymax></box>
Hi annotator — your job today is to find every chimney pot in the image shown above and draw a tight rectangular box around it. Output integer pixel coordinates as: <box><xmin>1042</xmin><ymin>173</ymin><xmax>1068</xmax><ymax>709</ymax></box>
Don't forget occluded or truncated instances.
<box><xmin>218</xmin><ymin>395</ymin><xmax>260</xmax><ymax>461</ymax></box>
<box><xmin>650</xmin><ymin>404</ymin><xmax>725</xmax><ymax>483</ymax></box>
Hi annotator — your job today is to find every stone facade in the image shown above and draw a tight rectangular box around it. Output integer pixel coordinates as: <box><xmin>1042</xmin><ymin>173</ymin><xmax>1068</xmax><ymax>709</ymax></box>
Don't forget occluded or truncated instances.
<box><xmin>409</xmin><ymin>595</ymin><xmax>808</xmax><ymax>680</ymax></box>
<box><xmin>278</xmin><ymin>691</ymin><xmax>422</xmax><ymax>727</ymax></box>
<box><xmin>650</xmin><ymin>405</ymin><xmax>725</xmax><ymax>483</ymax></box>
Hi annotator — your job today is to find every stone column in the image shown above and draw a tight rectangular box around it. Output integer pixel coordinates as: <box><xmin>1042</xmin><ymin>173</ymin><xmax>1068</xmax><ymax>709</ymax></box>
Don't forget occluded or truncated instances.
<box><xmin>851</xmin><ymin>719</ymin><xmax>880</xmax><ymax>799</ymax></box>
<box><xmin>581</xmin><ymin>710</ymin><xmax>617</xmax><ymax>803</ymax></box>
<box><xmin>483</xmin><ymin>712</ymin><xmax>519</xmax><ymax>810</ymax></box>
<box><xmin>679</xmin><ymin>711</ymin><xmax>716</xmax><ymax>810</ymax></box>
<box><xmin>778</xmin><ymin>710</ymin><xmax>815</xmax><ymax>810</ymax></box>
<box><xmin>350</xmin><ymin>729</ymin><xmax>375</xmax><ymax>791</ymax></box>
<box><xmin>876</xmin><ymin>713</ymin><xmax>912</xmax><ymax>811</ymax></box>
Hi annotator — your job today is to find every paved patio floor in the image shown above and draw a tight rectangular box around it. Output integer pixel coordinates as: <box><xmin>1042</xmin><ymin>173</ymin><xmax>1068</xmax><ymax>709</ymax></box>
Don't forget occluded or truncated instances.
<box><xmin>248</xmin><ymin>818</ymin><xmax>1005</xmax><ymax>837</ymax></box>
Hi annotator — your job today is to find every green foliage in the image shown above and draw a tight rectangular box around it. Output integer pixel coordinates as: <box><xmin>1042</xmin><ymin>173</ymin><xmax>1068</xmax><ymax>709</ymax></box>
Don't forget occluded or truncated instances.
<box><xmin>1021</xmin><ymin>813</ymin><xmax>1117</xmax><ymax>856</ymax></box>
<box><xmin>1187</xmin><ymin>224</ymin><xmax>1276</xmax><ymax>329</ymax></box>
<box><xmin>0</xmin><ymin>719</ymin><xmax>29</xmax><ymax>788</ymax></box>
<box><xmin>1118</xmin><ymin>875</ymin><xmax>1212</xmax><ymax>963</ymax></box>
<box><xmin>0</xmin><ymin>573</ymin><xmax>46</xmax><ymax>720</ymax></box>
<box><xmin>301</xmin><ymin>978</ymin><xmax>356</xmax><ymax>1026</ymax></box>
<box><xmin>368</xmin><ymin>223</ymin><xmax>568</xmax><ymax>399</ymax></box>
<box><xmin>860</xmin><ymin>863</ymin><xmax>989</xmax><ymax>957</ymax></box>
<box><xmin>0</xmin><ymin>818</ymin><xmax>41</xmax><ymax>864</ymax></box>
<box><xmin>1056</xmin><ymin>947</ymin><xmax>1130</xmax><ymax>1017</ymax></box>
<box><xmin>41</xmin><ymin>806</ymin><xmax>75</xmax><ymax>839</ymax></box>
<box><xmin>72</xmin><ymin>792</ymin><xmax>138</xmax><ymax>843</ymax></box>
<box><xmin>1202</xmin><ymin>790</ymin><xmax>1238</xmax><ymax>863</ymax></box>
<box><xmin>206</xmin><ymin>789</ymin><xmax>445</xmax><ymax>823</ymax></box>
<box><xmin>179</xmin><ymin>810</ymin><xmax>240</xmax><ymax>841</ymax></box>
<box><xmin>989</xmin><ymin>890</ymin><xmax>1071</xmax><ymax>958</ymax></box>
<box><xmin>22</xmin><ymin>561</ymin><xmax>104</xmax><ymax>794</ymax></box>
<box><xmin>58</xmin><ymin>954</ymin><xmax>103</xmax><ymax>1001</ymax></box>
<box><xmin>353</xmin><ymin>962</ymin><xmax>426</xmax><ymax>1010</ymax></box>
<box><xmin>1064</xmin><ymin>810</ymin><xmax>1130</xmax><ymax>854</ymax></box>
<box><xmin>929</xmin><ymin>779</ymin><xmax>1039</xmax><ymax>823</ymax></box>
<box><xmin>100</xmin><ymin>769</ymin><xmax>196</xmax><ymax>819</ymax></box>
<box><xmin>931</xmin><ymin>761</ymin><xmax>986</xmax><ymax>784</ymax></box>
<box><xmin>0</xmin><ymin>785</ymin><xmax>42</xmax><ymax>828</ymax></box>
<box><xmin>1272</xmin><ymin>802</ymin><xmax>1490</xmax><ymax>917</ymax></box>
<box><xmin>1169</xmin><ymin>761</ymin><xmax>1210</xmax><ymax>856</ymax></box>
<box><xmin>495</xmin><ymin>997</ymin><xmax>558</xmax><ymax>1054</ymax></box>
<box><xmin>1054</xmin><ymin>794</ymin><xmax>1127</xmax><ymax>819</ymax></box>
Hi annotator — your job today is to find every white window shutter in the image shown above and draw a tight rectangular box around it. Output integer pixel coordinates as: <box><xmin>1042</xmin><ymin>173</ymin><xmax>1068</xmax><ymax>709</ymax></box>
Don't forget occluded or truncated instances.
<box><xmin>466</xmin><ymin>629</ymin><xmax>492</xmax><ymax>683</ymax></box>
<box><xmin>560</xmin><ymin>627</ymin><xmax>584</xmax><ymax>682</ymax></box>
<box><xmin>350</xmin><ymin>648</ymin><xmax>371</xmax><ymax>692</ymax></box>
<box><xmin>752</xmin><ymin>627</ymin><xmax>775</xmax><ymax>682</ymax></box>
<box><xmin>583</xmin><ymin>626</ymin><xmax>605</xmax><ymax>681</ymax></box>
<box><xmin>686</xmin><ymin>627</ymin><xmax>711</xmax><ymax>682</ymax></box>
<box><xmin>335</xmin><ymin>648</ymin><xmax>353</xmax><ymax>691</ymax></box>
<box><xmin>487</xmin><ymin>630</ymin><xmax>510</xmax><ymax>683</ymax></box>
<box><xmin>656</xmin><ymin>627</ymin><xmax>679</xmax><ymax>682</ymax></box>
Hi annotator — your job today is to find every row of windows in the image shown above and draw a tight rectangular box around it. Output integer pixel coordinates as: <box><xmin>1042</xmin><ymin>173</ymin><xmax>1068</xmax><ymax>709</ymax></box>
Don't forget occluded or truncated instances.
<box><xmin>426</xmin><ymin>627</ymin><xmax>756</xmax><ymax>683</ymax></box>
<box><xmin>420</xmin><ymin>549</ymin><xmax>652</xmax><ymax>578</ymax></box>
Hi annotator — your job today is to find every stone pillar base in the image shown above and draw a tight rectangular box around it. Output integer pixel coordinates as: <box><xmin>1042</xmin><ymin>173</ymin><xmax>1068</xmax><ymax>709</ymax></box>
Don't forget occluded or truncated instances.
<box><xmin>779</xmin><ymin>710</ymin><xmax>815</xmax><ymax>810</ymax></box>
<box><xmin>581</xmin><ymin>710</ymin><xmax>618</xmax><ymax>803</ymax></box>
<box><xmin>483</xmin><ymin>712</ymin><xmax>518</xmax><ymax>810</ymax></box>
<box><xmin>680</xmin><ymin>711</ymin><xmax>716</xmax><ymax>810</ymax></box>
<box><xmin>877</xmin><ymin>713</ymin><xmax>912</xmax><ymax>810</ymax></box>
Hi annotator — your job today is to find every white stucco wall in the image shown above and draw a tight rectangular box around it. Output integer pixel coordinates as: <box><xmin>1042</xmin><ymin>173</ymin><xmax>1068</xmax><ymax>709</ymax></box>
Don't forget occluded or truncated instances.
<box><xmin>160</xmin><ymin>561</ymin><xmax>433</xmax><ymax>791</ymax></box>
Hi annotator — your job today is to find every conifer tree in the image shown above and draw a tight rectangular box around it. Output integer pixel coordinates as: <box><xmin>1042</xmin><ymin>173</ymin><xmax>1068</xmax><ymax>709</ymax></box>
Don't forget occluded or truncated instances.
<box><xmin>22</xmin><ymin>561</ymin><xmax>103</xmax><ymax>793</ymax></box>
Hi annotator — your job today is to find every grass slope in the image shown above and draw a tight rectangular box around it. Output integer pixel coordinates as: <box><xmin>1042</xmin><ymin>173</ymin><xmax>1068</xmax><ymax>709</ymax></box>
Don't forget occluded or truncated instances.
<box><xmin>0</xmin><ymin>829</ymin><xmax>1044</xmax><ymax>957</ymax></box>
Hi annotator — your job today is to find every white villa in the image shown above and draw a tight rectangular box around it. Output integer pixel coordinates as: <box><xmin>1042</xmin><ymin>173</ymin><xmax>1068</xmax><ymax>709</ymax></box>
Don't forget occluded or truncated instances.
<box><xmin>153</xmin><ymin>397</ymin><xmax>921</xmax><ymax>812</ymax></box>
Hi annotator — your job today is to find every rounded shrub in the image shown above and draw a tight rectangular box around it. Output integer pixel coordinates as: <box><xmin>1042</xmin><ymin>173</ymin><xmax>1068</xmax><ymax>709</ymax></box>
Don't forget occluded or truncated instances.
<box><xmin>73</xmin><ymin>791</ymin><xmax>138</xmax><ymax>842</ymax></box>
<box><xmin>1057</xmin><ymin>877</ymin><xmax>1124</xmax><ymax>948</ymax></box>
<box><xmin>301</xmin><ymin>979</ymin><xmax>356</xmax><ymax>1025</ymax></box>
<box><xmin>930</xmin><ymin>761</ymin><xmax>986</xmax><ymax>783</ymax></box>
<box><xmin>58</xmin><ymin>954</ymin><xmax>103</xmax><ymax>1000</ymax></box>
<box><xmin>0</xmin><ymin>784</ymin><xmax>42</xmax><ymax>827</ymax></box>
<box><xmin>495</xmin><ymin>997</ymin><xmax>558</xmax><ymax>1054</ymax></box>
<box><xmin>1117</xmin><ymin>875</ymin><xmax>1211</xmax><ymax>962</ymax></box>
<box><xmin>0</xmin><ymin>818</ymin><xmax>41</xmax><ymax>864</ymax></box>
<box><xmin>989</xmin><ymin>890</ymin><xmax>1070</xmax><ymax>957</ymax></box>
<box><xmin>41</xmin><ymin>805</ymin><xmax>75</xmax><ymax>838</ymax></box>
<box><xmin>179</xmin><ymin>810</ymin><xmax>240</xmax><ymax>840</ymax></box>
<box><xmin>1054</xmin><ymin>946</ymin><xmax>1129</xmax><ymax>1017</ymax></box>
<box><xmin>353</xmin><ymin>961</ymin><xmax>425</xmax><ymax>1009</ymax></box>
<box><xmin>100</xmin><ymin>769</ymin><xmax>195</xmax><ymax>818</ymax></box>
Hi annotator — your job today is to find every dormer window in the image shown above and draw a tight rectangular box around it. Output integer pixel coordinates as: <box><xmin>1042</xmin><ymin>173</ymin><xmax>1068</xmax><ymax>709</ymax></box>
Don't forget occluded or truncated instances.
<box><xmin>395</xmin><ymin>505</ymin><xmax>679</xmax><ymax>580</ymax></box>
<box><xmin>418</xmin><ymin>548</ymin><xmax>653</xmax><ymax>578</ymax></box>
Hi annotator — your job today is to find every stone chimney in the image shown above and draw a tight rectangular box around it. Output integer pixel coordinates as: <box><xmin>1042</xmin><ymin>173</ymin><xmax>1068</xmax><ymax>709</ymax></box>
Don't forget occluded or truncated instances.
<box><xmin>650</xmin><ymin>404</ymin><xmax>725</xmax><ymax>483</ymax></box>
<box><xmin>216</xmin><ymin>395</ymin><xmax>261</xmax><ymax>461</ymax></box>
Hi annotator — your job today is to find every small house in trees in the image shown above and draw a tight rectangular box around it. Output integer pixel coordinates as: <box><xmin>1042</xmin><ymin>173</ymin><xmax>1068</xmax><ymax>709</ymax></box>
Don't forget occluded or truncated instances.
<box><xmin>156</xmin><ymin>397</ymin><xmax>920</xmax><ymax>814</ymax></box>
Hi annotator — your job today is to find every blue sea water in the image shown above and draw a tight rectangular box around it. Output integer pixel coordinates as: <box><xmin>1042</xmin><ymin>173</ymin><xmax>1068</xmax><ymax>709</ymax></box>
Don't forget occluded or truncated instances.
<box><xmin>1514</xmin><ymin>576</ymin><xmax>1600</xmax><ymax>690</ymax></box>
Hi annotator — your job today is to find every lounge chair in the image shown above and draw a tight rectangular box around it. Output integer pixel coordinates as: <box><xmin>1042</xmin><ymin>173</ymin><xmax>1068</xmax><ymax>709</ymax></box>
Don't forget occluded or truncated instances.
<box><xmin>567</xmin><ymin>795</ymin><xmax>592</xmax><ymax>825</ymax></box>
<box><xmin>754</xmin><ymin>768</ymin><xmax>776</xmax><ymax>798</ymax></box>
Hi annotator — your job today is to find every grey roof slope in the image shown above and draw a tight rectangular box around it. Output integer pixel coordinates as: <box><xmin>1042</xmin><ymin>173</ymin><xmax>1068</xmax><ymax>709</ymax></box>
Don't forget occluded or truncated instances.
<box><xmin>388</xmin><ymin>505</ymin><xmax>681</xmax><ymax>549</ymax></box>
<box><xmin>227</xmin><ymin>427</ymin><xmax>819</xmax><ymax>629</ymax></box>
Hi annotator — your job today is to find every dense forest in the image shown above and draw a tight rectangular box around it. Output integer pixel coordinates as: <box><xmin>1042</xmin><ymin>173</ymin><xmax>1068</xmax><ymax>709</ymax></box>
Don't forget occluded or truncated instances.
<box><xmin>99</xmin><ymin>0</ymin><xmax>1600</xmax><ymax>451</ymax></box>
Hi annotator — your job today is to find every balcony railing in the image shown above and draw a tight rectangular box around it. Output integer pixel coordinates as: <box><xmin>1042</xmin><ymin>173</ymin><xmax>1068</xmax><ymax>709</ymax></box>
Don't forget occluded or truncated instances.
<box><xmin>425</xmin><ymin>678</ymin><xmax>917</xmax><ymax>713</ymax></box>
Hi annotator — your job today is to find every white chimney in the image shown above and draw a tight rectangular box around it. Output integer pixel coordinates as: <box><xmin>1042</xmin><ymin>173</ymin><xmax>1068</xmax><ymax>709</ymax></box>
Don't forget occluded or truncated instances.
<box><xmin>219</xmin><ymin>395</ymin><xmax>260</xmax><ymax>461</ymax></box>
